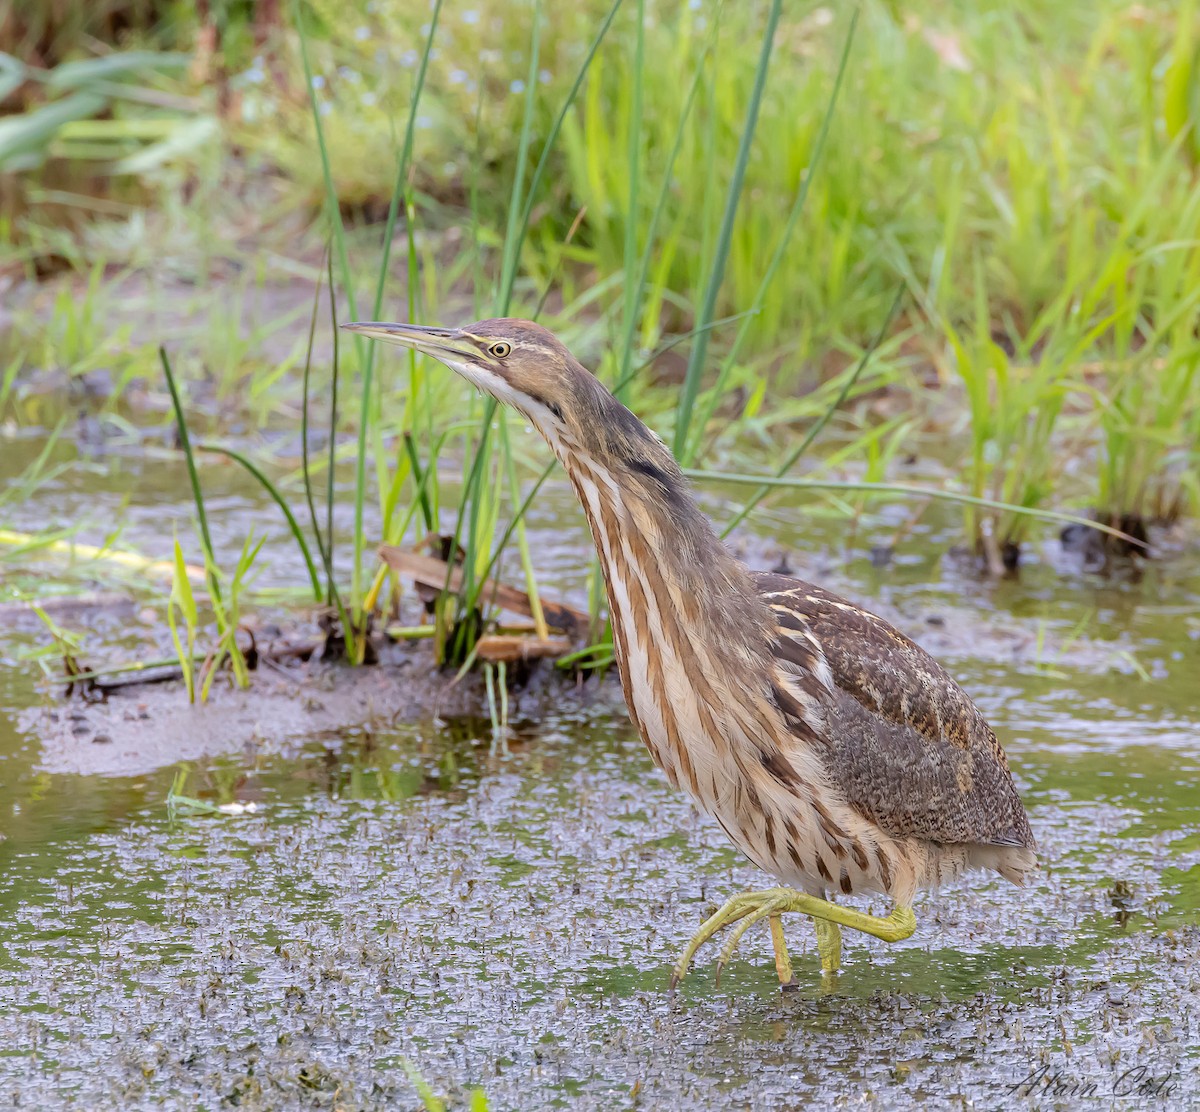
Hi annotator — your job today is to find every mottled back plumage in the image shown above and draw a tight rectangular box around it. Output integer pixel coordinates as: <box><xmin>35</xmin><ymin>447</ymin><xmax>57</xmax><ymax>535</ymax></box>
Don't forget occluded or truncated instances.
<box><xmin>755</xmin><ymin>573</ymin><xmax>1035</xmax><ymax>852</ymax></box>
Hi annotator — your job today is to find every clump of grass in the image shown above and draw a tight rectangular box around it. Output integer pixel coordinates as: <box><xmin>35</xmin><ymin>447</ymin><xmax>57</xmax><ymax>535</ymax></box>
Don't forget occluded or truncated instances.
<box><xmin>1094</xmin><ymin>349</ymin><xmax>1199</xmax><ymax>536</ymax></box>
<box><xmin>27</xmin><ymin>602</ymin><xmax>86</xmax><ymax>687</ymax></box>
<box><xmin>942</xmin><ymin>283</ymin><xmax>1079</xmax><ymax>572</ymax></box>
<box><xmin>297</xmin><ymin>0</ymin><xmax>447</xmax><ymax>658</ymax></box>
<box><xmin>277</xmin><ymin>0</ymin><xmax>1199</xmax><ymax>553</ymax></box>
<box><xmin>1089</xmin><ymin>226</ymin><xmax>1200</xmax><ymax>533</ymax></box>
<box><xmin>160</xmin><ymin>345</ymin><xmax>254</xmax><ymax>697</ymax></box>
<box><xmin>388</xmin><ymin>0</ymin><xmax>623</xmax><ymax>667</ymax></box>
<box><xmin>277</xmin><ymin>4</ymin><xmax>1191</xmax><ymax>354</ymax></box>
<box><xmin>401</xmin><ymin>1059</ymin><xmax>490</xmax><ymax>1112</ymax></box>
<box><xmin>165</xmin><ymin>767</ymin><xmax>260</xmax><ymax>817</ymax></box>
<box><xmin>166</xmin><ymin>534</ymin><xmax>199</xmax><ymax>703</ymax></box>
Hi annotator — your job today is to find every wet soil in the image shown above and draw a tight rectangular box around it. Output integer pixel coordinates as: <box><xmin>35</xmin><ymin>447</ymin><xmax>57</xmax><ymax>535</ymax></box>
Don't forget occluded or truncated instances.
<box><xmin>26</xmin><ymin>646</ymin><xmax>623</xmax><ymax>779</ymax></box>
<box><xmin>2</xmin><ymin>428</ymin><xmax>1200</xmax><ymax>1108</ymax></box>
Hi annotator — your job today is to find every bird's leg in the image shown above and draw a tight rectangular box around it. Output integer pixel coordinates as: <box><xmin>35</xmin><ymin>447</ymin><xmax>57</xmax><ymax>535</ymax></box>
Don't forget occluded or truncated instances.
<box><xmin>814</xmin><ymin>918</ymin><xmax>841</xmax><ymax>976</ymax></box>
<box><xmin>795</xmin><ymin>893</ymin><xmax>917</xmax><ymax>943</ymax></box>
<box><xmin>671</xmin><ymin>887</ymin><xmax>915</xmax><ymax>989</ymax></box>
<box><xmin>768</xmin><ymin>914</ymin><xmax>795</xmax><ymax>987</ymax></box>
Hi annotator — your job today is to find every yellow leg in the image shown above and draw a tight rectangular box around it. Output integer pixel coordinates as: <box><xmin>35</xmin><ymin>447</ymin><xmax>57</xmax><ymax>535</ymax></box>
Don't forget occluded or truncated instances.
<box><xmin>769</xmin><ymin>914</ymin><xmax>794</xmax><ymax>987</ymax></box>
<box><xmin>814</xmin><ymin>918</ymin><xmax>841</xmax><ymax>976</ymax></box>
<box><xmin>670</xmin><ymin>887</ymin><xmax>915</xmax><ymax>990</ymax></box>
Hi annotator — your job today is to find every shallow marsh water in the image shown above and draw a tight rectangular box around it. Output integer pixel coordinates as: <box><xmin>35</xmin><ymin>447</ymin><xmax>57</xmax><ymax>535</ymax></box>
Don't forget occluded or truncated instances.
<box><xmin>2</xmin><ymin>430</ymin><xmax>1199</xmax><ymax>1109</ymax></box>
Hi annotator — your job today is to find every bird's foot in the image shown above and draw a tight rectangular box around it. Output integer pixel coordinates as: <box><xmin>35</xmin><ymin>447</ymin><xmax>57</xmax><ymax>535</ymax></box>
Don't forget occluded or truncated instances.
<box><xmin>669</xmin><ymin>886</ymin><xmax>916</xmax><ymax>991</ymax></box>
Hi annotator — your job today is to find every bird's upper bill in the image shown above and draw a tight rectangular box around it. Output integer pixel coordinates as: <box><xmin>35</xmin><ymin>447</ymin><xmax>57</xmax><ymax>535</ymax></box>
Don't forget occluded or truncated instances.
<box><xmin>341</xmin><ymin>321</ymin><xmax>481</xmax><ymax>364</ymax></box>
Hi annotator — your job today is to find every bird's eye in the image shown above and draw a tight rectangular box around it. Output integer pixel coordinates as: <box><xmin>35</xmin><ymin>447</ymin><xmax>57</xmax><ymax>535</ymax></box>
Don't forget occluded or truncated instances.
<box><xmin>489</xmin><ymin>341</ymin><xmax>511</xmax><ymax>358</ymax></box>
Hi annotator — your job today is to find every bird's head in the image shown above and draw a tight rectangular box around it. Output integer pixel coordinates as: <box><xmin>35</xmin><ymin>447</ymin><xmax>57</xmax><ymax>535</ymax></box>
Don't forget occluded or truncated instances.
<box><xmin>343</xmin><ymin>318</ymin><xmax>681</xmax><ymax>488</ymax></box>
<box><xmin>342</xmin><ymin>317</ymin><xmax>586</xmax><ymax>440</ymax></box>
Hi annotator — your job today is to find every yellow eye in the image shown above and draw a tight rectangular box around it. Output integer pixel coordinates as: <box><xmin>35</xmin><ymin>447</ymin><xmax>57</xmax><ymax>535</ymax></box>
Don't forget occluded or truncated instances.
<box><xmin>489</xmin><ymin>341</ymin><xmax>511</xmax><ymax>358</ymax></box>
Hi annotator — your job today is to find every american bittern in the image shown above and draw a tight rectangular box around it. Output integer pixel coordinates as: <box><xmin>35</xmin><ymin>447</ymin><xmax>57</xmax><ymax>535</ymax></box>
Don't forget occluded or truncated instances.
<box><xmin>344</xmin><ymin>318</ymin><xmax>1037</xmax><ymax>991</ymax></box>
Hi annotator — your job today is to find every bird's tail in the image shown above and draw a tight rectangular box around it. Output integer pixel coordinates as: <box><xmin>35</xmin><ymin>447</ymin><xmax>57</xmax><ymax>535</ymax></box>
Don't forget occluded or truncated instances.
<box><xmin>969</xmin><ymin>844</ymin><xmax>1039</xmax><ymax>887</ymax></box>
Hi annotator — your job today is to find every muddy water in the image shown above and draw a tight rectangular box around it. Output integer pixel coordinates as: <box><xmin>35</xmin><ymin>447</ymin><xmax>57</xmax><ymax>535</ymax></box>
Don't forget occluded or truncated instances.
<box><xmin>2</xmin><ymin>432</ymin><xmax>1199</xmax><ymax>1109</ymax></box>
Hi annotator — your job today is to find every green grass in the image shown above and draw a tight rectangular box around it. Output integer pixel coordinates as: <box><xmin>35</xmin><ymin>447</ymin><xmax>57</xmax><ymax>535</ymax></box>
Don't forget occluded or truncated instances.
<box><xmin>160</xmin><ymin>345</ymin><xmax>254</xmax><ymax>695</ymax></box>
<box><xmin>3</xmin><ymin>0</ymin><xmax>1199</xmax><ymax>673</ymax></box>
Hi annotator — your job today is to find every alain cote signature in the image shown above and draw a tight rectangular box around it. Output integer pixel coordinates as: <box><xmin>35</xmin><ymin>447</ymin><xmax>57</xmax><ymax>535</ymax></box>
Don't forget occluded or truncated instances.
<box><xmin>1010</xmin><ymin>1064</ymin><xmax>1177</xmax><ymax>1099</ymax></box>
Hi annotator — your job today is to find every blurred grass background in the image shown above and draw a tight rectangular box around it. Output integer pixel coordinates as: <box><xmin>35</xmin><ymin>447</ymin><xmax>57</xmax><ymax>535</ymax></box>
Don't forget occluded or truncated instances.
<box><xmin>1</xmin><ymin>0</ymin><xmax>1199</xmax><ymax>662</ymax></box>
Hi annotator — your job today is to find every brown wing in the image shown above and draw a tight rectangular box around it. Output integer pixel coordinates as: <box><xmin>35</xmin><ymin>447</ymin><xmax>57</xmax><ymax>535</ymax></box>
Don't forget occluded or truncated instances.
<box><xmin>755</xmin><ymin>571</ymin><xmax>1036</xmax><ymax>851</ymax></box>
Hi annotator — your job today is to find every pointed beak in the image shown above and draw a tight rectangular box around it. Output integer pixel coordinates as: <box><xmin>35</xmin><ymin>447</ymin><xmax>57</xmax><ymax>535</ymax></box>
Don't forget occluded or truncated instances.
<box><xmin>341</xmin><ymin>322</ymin><xmax>478</xmax><ymax>363</ymax></box>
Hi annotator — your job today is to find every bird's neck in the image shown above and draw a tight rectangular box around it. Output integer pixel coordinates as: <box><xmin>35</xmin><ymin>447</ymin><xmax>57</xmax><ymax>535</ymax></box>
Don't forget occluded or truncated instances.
<box><xmin>552</xmin><ymin>436</ymin><xmax>773</xmax><ymax>674</ymax></box>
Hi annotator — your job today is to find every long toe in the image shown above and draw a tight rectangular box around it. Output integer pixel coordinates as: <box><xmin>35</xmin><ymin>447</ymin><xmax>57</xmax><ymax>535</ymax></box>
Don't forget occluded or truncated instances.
<box><xmin>671</xmin><ymin>889</ymin><xmax>793</xmax><ymax>989</ymax></box>
<box><xmin>714</xmin><ymin>903</ymin><xmax>780</xmax><ymax>986</ymax></box>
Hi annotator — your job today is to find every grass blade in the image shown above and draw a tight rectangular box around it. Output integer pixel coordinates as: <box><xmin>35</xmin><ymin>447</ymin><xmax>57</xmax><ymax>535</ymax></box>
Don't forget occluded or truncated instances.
<box><xmin>326</xmin><ymin>251</ymin><xmax>339</xmax><ymax>608</ymax></box>
<box><xmin>159</xmin><ymin>346</ymin><xmax>220</xmax><ymax>605</ymax></box>
<box><xmin>693</xmin><ymin>471</ymin><xmax>1148</xmax><ymax>549</ymax></box>
<box><xmin>721</xmin><ymin>284</ymin><xmax>905</xmax><ymax>537</ymax></box>
<box><xmin>674</xmin><ymin>0</ymin><xmax>783</xmax><ymax>455</ymax></box>
<box><xmin>301</xmin><ymin>258</ymin><xmax>335</xmax><ymax>592</ymax></box>
<box><xmin>684</xmin><ymin>7</ymin><xmax>859</xmax><ymax>464</ymax></box>
<box><xmin>616</xmin><ymin>0</ymin><xmax>645</xmax><ymax>391</ymax></box>
<box><xmin>199</xmin><ymin>445</ymin><xmax>323</xmax><ymax>602</ymax></box>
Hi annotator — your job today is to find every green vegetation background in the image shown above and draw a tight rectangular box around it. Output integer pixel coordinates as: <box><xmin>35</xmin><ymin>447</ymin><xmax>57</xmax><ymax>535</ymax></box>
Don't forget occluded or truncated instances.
<box><xmin>2</xmin><ymin>0</ymin><xmax>1198</xmax><ymax>667</ymax></box>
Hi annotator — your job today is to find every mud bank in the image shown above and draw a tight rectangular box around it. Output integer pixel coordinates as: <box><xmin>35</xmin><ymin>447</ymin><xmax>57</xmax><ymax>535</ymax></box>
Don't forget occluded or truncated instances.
<box><xmin>23</xmin><ymin>642</ymin><xmax>627</xmax><ymax>777</ymax></box>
